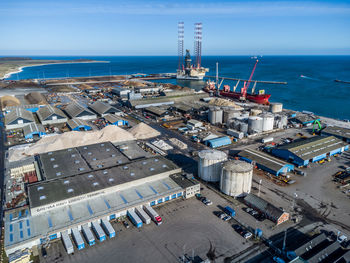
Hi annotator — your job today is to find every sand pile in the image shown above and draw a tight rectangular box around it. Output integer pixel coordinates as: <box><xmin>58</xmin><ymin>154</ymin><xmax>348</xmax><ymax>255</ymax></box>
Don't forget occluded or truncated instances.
<box><xmin>169</xmin><ymin>138</ymin><xmax>187</xmax><ymax>150</ymax></box>
<box><xmin>9</xmin><ymin>125</ymin><xmax>135</xmax><ymax>162</ymax></box>
<box><xmin>25</xmin><ymin>92</ymin><xmax>48</xmax><ymax>105</ymax></box>
<box><xmin>129</xmin><ymin>123</ymin><xmax>160</xmax><ymax>139</ymax></box>
<box><xmin>209</xmin><ymin>98</ymin><xmax>242</xmax><ymax>109</ymax></box>
<box><xmin>0</xmin><ymin>95</ymin><xmax>20</xmax><ymax>109</ymax></box>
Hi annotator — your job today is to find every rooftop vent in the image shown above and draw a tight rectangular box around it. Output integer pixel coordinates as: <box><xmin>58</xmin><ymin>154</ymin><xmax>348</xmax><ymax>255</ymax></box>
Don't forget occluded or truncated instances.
<box><xmin>103</xmin><ymin>170</ymin><xmax>108</xmax><ymax>174</ymax></box>
<box><xmin>106</xmin><ymin>148</ymin><xmax>110</xmax><ymax>152</ymax></box>
<box><xmin>93</xmin><ymin>182</ymin><xmax>99</xmax><ymax>186</ymax></box>
<box><xmin>50</xmin><ymin>158</ymin><xmax>55</xmax><ymax>161</ymax></box>
<box><xmin>142</xmin><ymin>161</ymin><xmax>147</xmax><ymax>165</ymax></box>
<box><xmin>162</xmin><ymin>164</ymin><xmax>168</xmax><ymax>168</ymax></box>
<box><xmin>68</xmin><ymin>148</ymin><xmax>72</xmax><ymax>152</ymax></box>
<box><xmin>84</xmin><ymin>146</ymin><xmax>87</xmax><ymax>150</ymax></box>
<box><xmin>154</xmin><ymin>159</ymin><xmax>159</xmax><ymax>162</ymax></box>
<box><xmin>37</xmin><ymin>186</ymin><xmax>44</xmax><ymax>191</ymax></box>
<box><xmin>130</xmin><ymin>172</ymin><xmax>135</xmax><ymax>176</ymax></box>
<box><xmin>150</xmin><ymin>167</ymin><xmax>155</xmax><ymax>171</ymax></box>
<box><xmin>88</xmin><ymin>152</ymin><xmax>92</xmax><ymax>155</ymax></box>
<box><xmin>63</xmin><ymin>180</ymin><xmax>70</xmax><ymax>184</ymax></box>
<box><xmin>78</xmin><ymin>167</ymin><xmax>85</xmax><ymax>171</ymax></box>
<box><xmin>123</xmin><ymin>166</ymin><xmax>128</xmax><ymax>170</ymax></box>
<box><xmin>67</xmin><ymin>188</ymin><xmax>74</xmax><ymax>193</ymax></box>
<box><xmin>53</xmin><ymin>164</ymin><xmax>59</xmax><ymax>168</ymax></box>
<box><xmin>111</xmin><ymin>154</ymin><xmax>116</xmax><ymax>157</ymax></box>
<box><xmin>88</xmin><ymin>174</ymin><xmax>94</xmax><ymax>178</ymax></box>
<box><xmin>71</xmin><ymin>154</ymin><xmax>76</xmax><ymax>158</ymax></box>
<box><xmin>109</xmin><ymin>178</ymin><xmax>114</xmax><ymax>182</ymax></box>
<box><xmin>75</xmin><ymin>160</ymin><xmax>80</xmax><ymax>164</ymax></box>
<box><xmin>56</xmin><ymin>172</ymin><xmax>62</xmax><ymax>176</ymax></box>
<box><xmin>39</xmin><ymin>195</ymin><xmax>46</xmax><ymax>200</ymax></box>
<box><xmin>48</xmin><ymin>152</ymin><xmax>53</xmax><ymax>155</ymax></box>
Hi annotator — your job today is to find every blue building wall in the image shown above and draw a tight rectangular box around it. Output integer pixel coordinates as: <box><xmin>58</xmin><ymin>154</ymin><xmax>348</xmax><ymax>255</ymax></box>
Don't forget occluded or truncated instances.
<box><xmin>205</xmin><ymin>136</ymin><xmax>231</xmax><ymax>148</ymax></box>
<box><xmin>24</xmin><ymin>131</ymin><xmax>46</xmax><ymax>139</ymax></box>
<box><xmin>69</xmin><ymin>125</ymin><xmax>92</xmax><ymax>131</ymax></box>
<box><xmin>108</xmin><ymin>119</ymin><xmax>128</xmax><ymax>127</ymax></box>
<box><xmin>239</xmin><ymin>156</ymin><xmax>294</xmax><ymax>176</ymax></box>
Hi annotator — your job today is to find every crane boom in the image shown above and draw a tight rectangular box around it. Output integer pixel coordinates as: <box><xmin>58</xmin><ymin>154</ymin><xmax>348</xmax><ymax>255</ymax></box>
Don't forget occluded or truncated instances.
<box><xmin>245</xmin><ymin>59</ymin><xmax>259</xmax><ymax>90</ymax></box>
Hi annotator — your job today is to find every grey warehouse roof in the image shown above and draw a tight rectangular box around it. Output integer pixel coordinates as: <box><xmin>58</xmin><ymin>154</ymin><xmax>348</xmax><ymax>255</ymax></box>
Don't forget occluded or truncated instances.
<box><xmin>322</xmin><ymin>126</ymin><xmax>350</xmax><ymax>141</ymax></box>
<box><xmin>4</xmin><ymin>108</ymin><xmax>34</xmax><ymax>125</ymax></box>
<box><xmin>275</xmin><ymin>136</ymin><xmax>348</xmax><ymax>161</ymax></box>
<box><xmin>37</xmin><ymin>105</ymin><xmax>67</xmax><ymax>121</ymax></box>
<box><xmin>38</xmin><ymin>148</ymin><xmax>91</xmax><ymax>181</ymax></box>
<box><xmin>88</xmin><ymin>101</ymin><xmax>122</xmax><ymax>116</ymax></box>
<box><xmin>239</xmin><ymin>149</ymin><xmax>292</xmax><ymax>173</ymax></box>
<box><xmin>244</xmin><ymin>193</ymin><xmax>286</xmax><ymax>221</ymax></box>
<box><xmin>64</xmin><ymin>103</ymin><xmax>96</xmax><ymax>118</ymax></box>
<box><xmin>23</xmin><ymin>123</ymin><xmax>45</xmax><ymax>136</ymax></box>
<box><xmin>28</xmin><ymin>156</ymin><xmax>180</xmax><ymax>209</ymax></box>
<box><xmin>67</xmin><ymin>118</ymin><xmax>90</xmax><ymax>130</ymax></box>
<box><xmin>77</xmin><ymin>142</ymin><xmax>129</xmax><ymax>169</ymax></box>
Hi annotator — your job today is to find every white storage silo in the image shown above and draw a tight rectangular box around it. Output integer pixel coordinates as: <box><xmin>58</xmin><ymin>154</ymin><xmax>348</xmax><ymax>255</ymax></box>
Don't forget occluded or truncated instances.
<box><xmin>220</xmin><ymin>160</ymin><xmax>253</xmax><ymax>197</ymax></box>
<box><xmin>209</xmin><ymin>107</ymin><xmax>223</xmax><ymax>125</ymax></box>
<box><xmin>269</xmin><ymin>103</ymin><xmax>283</xmax><ymax>113</ymax></box>
<box><xmin>248</xmin><ymin>116</ymin><xmax>263</xmax><ymax>134</ymax></box>
<box><xmin>262</xmin><ymin>114</ymin><xmax>274</xmax><ymax>131</ymax></box>
<box><xmin>198</xmin><ymin>150</ymin><xmax>227</xmax><ymax>182</ymax></box>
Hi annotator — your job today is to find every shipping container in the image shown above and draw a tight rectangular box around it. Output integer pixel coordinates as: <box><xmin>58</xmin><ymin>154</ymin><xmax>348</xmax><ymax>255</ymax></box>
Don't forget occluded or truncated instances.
<box><xmin>143</xmin><ymin>205</ymin><xmax>162</xmax><ymax>225</ymax></box>
<box><xmin>224</xmin><ymin>206</ymin><xmax>236</xmax><ymax>217</ymax></box>
<box><xmin>61</xmin><ymin>231</ymin><xmax>74</xmax><ymax>254</ymax></box>
<box><xmin>127</xmin><ymin>209</ymin><xmax>143</xmax><ymax>228</ymax></box>
<box><xmin>82</xmin><ymin>224</ymin><xmax>95</xmax><ymax>246</ymax></box>
<box><xmin>71</xmin><ymin>228</ymin><xmax>85</xmax><ymax>250</ymax></box>
<box><xmin>135</xmin><ymin>207</ymin><xmax>151</xmax><ymax>224</ymax></box>
<box><xmin>101</xmin><ymin>219</ymin><xmax>115</xmax><ymax>238</ymax></box>
<box><xmin>91</xmin><ymin>221</ymin><xmax>106</xmax><ymax>242</ymax></box>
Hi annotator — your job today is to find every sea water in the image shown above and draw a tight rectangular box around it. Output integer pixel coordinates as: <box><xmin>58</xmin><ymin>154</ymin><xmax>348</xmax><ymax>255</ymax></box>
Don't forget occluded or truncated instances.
<box><xmin>5</xmin><ymin>56</ymin><xmax>350</xmax><ymax>119</ymax></box>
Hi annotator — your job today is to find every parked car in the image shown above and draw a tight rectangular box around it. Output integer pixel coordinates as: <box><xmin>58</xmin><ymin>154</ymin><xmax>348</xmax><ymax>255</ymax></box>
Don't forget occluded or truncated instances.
<box><xmin>249</xmin><ymin>210</ymin><xmax>258</xmax><ymax>216</ymax></box>
<box><xmin>223</xmin><ymin>215</ymin><xmax>232</xmax><ymax>221</ymax></box>
<box><xmin>123</xmin><ymin>221</ymin><xmax>130</xmax><ymax>229</ymax></box>
<box><xmin>244</xmin><ymin>207</ymin><xmax>253</xmax><ymax>213</ymax></box>
<box><xmin>205</xmin><ymin>200</ymin><xmax>213</xmax><ymax>206</ymax></box>
<box><xmin>243</xmin><ymin>231</ymin><xmax>253</xmax><ymax>239</ymax></box>
<box><xmin>42</xmin><ymin>247</ymin><xmax>47</xmax><ymax>258</ymax></box>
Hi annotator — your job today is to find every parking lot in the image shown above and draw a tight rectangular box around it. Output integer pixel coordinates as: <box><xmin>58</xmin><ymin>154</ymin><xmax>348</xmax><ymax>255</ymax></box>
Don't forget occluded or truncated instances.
<box><xmin>39</xmin><ymin>193</ymin><xmax>257</xmax><ymax>263</ymax></box>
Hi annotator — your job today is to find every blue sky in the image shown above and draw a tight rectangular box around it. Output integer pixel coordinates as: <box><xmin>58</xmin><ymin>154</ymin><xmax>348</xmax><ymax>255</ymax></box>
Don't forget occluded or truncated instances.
<box><xmin>0</xmin><ymin>0</ymin><xmax>349</xmax><ymax>55</ymax></box>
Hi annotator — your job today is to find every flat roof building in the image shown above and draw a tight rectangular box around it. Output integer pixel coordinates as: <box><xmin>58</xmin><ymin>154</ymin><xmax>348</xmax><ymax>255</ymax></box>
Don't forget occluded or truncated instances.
<box><xmin>88</xmin><ymin>101</ymin><xmax>122</xmax><ymax>117</ymax></box>
<box><xmin>4</xmin><ymin>108</ymin><xmax>35</xmax><ymax>130</ymax></box>
<box><xmin>112</xmin><ymin>87</ymin><xmax>131</xmax><ymax>97</ymax></box>
<box><xmin>64</xmin><ymin>103</ymin><xmax>97</xmax><ymax>120</ymax></box>
<box><xmin>36</xmin><ymin>105</ymin><xmax>67</xmax><ymax>125</ymax></box>
<box><xmin>238</xmin><ymin>148</ymin><xmax>294</xmax><ymax>176</ymax></box>
<box><xmin>23</xmin><ymin>123</ymin><xmax>46</xmax><ymax>140</ymax></box>
<box><xmin>144</xmin><ymin>107</ymin><xmax>169</xmax><ymax>118</ymax></box>
<box><xmin>244</xmin><ymin>193</ymin><xmax>289</xmax><ymax>225</ymax></box>
<box><xmin>37</xmin><ymin>148</ymin><xmax>92</xmax><ymax>181</ymax></box>
<box><xmin>77</xmin><ymin>142</ymin><xmax>129</xmax><ymax>170</ymax></box>
<box><xmin>67</xmin><ymin>118</ymin><xmax>92</xmax><ymax>131</ymax></box>
<box><xmin>271</xmin><ymin>136</ymin><xmax>349</xmax><ymax>167</ymax></box>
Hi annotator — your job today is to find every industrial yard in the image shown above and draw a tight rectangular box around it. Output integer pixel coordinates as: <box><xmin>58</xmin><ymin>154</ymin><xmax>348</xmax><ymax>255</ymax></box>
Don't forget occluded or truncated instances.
<box><xmin>1</xmin><ymin>34</ymin><xmax>350</xmax><ymax>263</ymax></box>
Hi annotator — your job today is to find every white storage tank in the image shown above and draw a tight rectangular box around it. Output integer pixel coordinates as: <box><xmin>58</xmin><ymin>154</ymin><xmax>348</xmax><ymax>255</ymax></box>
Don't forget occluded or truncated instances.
<box><xmin>262</xmin><ymin>114</ymin><xmax>274</xmax><ymax>131</ymax></box>
<box><xmin>220</xmin><ymin>160</ymin><xmax>253</xmax><ymax>197</ymax></box>
<box><xmin>209</xmin><ymin>107</ymin><xmax>223</xmax><ymax>125</ymax></box>
<box><xmin>198</xmin><ymin>150</ymin><xmax>227</xmax><ymax>182</ymax></box>
<box><xmin>269</xmin><ymin>102</ymin><xmax>283</xmax><ymax>113</ymax></box>
<box><xmin>248</xmin><ymin>116</ymin><xmax>263</xmax><ymax>134</ymax></box>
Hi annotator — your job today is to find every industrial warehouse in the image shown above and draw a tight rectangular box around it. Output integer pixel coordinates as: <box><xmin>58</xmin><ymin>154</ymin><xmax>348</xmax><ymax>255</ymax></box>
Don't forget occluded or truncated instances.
<box><xmin>238</xmin><ymin>148</ymin><xmax>295</xmax><ymax>176</ymax></box>
<box><xmin>3</xmin><ymin>141</ymin><xmax>200</xmax><ymax>255</ymax></box>
<box><xmin>271</xmin><ymin>136</ymin><xmax>349</xmax><ymax>167</ymax></box>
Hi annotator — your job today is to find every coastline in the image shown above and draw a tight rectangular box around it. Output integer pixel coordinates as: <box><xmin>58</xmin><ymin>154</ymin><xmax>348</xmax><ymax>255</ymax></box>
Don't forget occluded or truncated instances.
<box><xmin>2</xmin><ymin>60</ymin><xmax>109</xmax><ymax>79</ymax></box>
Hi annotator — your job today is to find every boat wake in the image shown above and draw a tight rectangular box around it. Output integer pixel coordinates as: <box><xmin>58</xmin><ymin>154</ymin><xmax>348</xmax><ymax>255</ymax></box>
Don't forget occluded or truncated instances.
<box><xmin>300</xmin><ymin>75</ymin><xmax>319</xmax><ymax>81</ymax></box>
